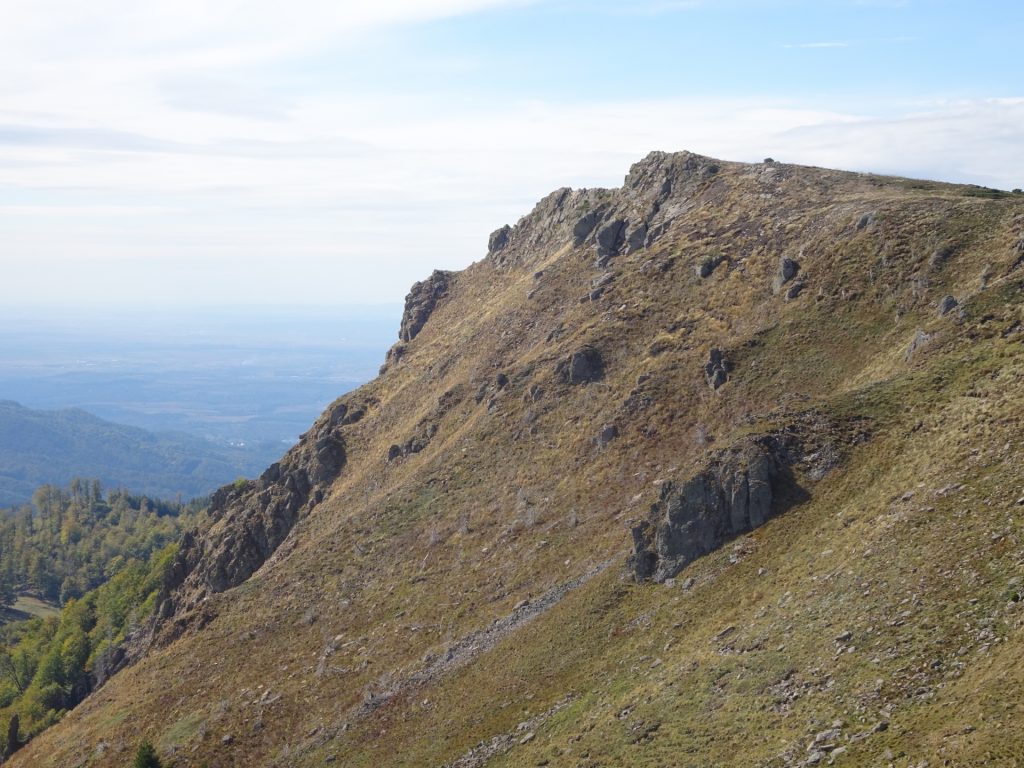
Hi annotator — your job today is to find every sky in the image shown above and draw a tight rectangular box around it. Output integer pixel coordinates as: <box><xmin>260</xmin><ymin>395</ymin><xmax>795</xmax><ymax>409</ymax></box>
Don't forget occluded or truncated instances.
<box><xmin>1</xmin><ymin>0</ymin><xmax>1022</xmax><ymax>309</ymax></box>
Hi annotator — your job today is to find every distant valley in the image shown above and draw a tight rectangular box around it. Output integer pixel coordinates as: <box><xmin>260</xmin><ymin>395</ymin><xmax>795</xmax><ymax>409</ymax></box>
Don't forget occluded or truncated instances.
<box><xmin>0</xmin><ymin>400</ymin><xmax>273</xmax><ymax>505</ymax></box>
<box><xmin>0</xmin><ymin>306</ymin><xmax>398</xmax><ymax>504</ymax></box>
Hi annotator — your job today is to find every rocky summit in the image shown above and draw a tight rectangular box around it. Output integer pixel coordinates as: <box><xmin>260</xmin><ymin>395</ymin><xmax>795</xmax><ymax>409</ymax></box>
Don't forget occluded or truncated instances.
<box><xmin>15</xmin><ymin>151</ymin><xmax>1024</xmax><ymax>767</ymax></box>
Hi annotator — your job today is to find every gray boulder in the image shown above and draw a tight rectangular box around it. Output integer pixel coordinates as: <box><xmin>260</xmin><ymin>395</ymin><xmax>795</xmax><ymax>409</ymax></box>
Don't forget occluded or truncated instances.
<box><xmin>594</xmin><ymin>424</ymin><xmax>619</xmax><ymax>448</ymax></box>
<box><xmin>772</xmin><ymin>257</ymin><xmax>800</xmax><ymax>293</ymax></box>
<box><xmin>905</xmin><ymin>329</ymin><xmax>932</xmax><ymax>362</ymax></box>
<box><xmin>696</xmin><ymin>254</ymin><xmax>724</xmax><ymax>278</ymax></box>
<box><xmin>556</xmin><ymin>345</ymin><xmax>605</xmax><ymax>385</ymax></box>
<box><xmin>704</xmin><ymin>348</ymin><xmax>732</xmax><ymax>390</ymax></box>
<box><xmin>937</xmin><ymin>295</ymin><xmax>958</xmax><ymax>316</ymax></box>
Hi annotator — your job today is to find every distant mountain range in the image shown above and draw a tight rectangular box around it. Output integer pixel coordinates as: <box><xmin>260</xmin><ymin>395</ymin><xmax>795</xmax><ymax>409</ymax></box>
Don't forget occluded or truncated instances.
<box><xmin>0</xmin><ymin>400</ymin><xmax>280</xmax><ymax>506</ymax></box>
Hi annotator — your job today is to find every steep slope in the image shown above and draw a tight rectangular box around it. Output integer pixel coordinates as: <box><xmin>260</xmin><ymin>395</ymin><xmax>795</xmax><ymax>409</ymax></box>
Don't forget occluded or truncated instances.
<box><xmin>0</xmin><ymin>401</ymin><xmax>271</xmax><ymax>506</ymax></box>
<box><xmin>12</xmin><ymin>152</ymin><xmax>1024</xmax><ymax>768</ymax></box>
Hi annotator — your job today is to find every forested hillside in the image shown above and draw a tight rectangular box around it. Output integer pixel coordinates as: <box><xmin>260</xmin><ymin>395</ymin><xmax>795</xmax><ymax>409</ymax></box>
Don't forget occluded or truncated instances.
<box><xmin>0</xmin><ymin>400</ymin><xmax>272</xmax><ymax>506</ymax></box>
<box><xmin>0</xmin><ymin>545</ymin><xmax>179</xmax><ymax>757</ymax></box>
<box><xmin>0</xmin><ymin>479</ymin><xmax>203</xmax><ymax>609</ymax></box>
<box><xmin>0</xmin><ymin>479</ymin><xmax>202</xmax><ymax>758</ymax></box>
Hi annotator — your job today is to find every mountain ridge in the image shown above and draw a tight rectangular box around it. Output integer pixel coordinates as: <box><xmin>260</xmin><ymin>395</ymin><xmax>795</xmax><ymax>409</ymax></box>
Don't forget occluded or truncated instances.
<box><xmin>0</xmin><ymin>400</ymin><xmax>272</xmax><ymax>506</ymax></box>
<box><xmin>11</xmin><ymin>151</ymin><xmax>1024</xmax><ymax>767</ymax></box>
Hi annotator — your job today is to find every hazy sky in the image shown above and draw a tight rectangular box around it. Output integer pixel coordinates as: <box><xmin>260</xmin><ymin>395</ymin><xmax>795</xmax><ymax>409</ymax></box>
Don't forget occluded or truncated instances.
<box><xmin>2</xmin><ymin>0</ymin><xmax>1022</xmax><ymax>309</ymax></box>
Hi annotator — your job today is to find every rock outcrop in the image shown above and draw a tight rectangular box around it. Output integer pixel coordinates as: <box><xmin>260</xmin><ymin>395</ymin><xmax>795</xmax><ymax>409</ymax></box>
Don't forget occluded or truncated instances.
<box><xmin>484</xmin><ymin>151</ymin><xmax>726</xmax><ymax>270</ymax></box>
<box><xmin>628</xmin><ymin>436</ymin><xmax>803</xmax><ymax>583</ymax></box>
<box><xmin>704</xmin><ymin>348</ymin><xmax>732</xmax><ymax>389</ymax></box>
<box><xmin>141</xmin><ymin>397</ymin><xmax>364</xmax><ymax>648</ymax></box>
<box><xmin>773</xmin><ymin>257</ymin><xmax>801</xmax><ymax>293</ymax></box>
<box><xmin>400</xmin><ymin>270</ymin><xmax>454</xmax><ymax>343</ymax></box>
<box><xmin>937</xmin><ymin>295</ymin><xmax>958</xmax><ymax>316</ymax></box>
<box><xmin>556</xmin><ymin>345</ymin><xmax>605</xmax><ymax>385</ymax></box>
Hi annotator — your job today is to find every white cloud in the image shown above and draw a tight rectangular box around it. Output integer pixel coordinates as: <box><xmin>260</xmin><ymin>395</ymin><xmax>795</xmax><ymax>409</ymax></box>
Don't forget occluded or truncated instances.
<box><xmin>1</xmin><ymin>2</ymin><xmax>1022</xmax><ymax>308</ymax></box>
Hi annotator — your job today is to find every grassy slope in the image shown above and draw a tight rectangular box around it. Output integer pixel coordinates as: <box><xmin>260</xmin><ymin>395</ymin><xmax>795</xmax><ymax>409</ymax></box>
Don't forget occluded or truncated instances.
<box><xmin>12</xmin><ymin>157</ymin><xmax>1024</xmax><ymax>767</ymax></box>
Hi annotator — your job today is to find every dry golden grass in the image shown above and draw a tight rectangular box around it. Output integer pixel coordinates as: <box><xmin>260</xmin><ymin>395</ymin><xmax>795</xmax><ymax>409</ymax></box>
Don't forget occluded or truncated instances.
<box><xmin>12</xmin><ymin>156</ymin><xmax>1024</xmax><ymax>768</ymax></box>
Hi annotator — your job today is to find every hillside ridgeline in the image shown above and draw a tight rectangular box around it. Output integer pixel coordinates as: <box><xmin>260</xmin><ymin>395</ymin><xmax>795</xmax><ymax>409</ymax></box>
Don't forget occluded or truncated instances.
<box><xmin>13</xmin><ymin>152</ymin><xmax>1024</xmax><ymax>767</ymax></box>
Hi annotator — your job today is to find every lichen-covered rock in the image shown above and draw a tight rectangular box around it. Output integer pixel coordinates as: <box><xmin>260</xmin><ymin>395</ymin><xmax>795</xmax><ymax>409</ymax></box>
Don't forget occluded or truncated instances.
<box><xmin>629</xmin><ymin>437</ymin><xmax>802</xmax><ymax>583</ymax></box>
<box><xmin>400</xmin><ymin>270</ymin><xmax>454</xmax><ymax>343</ymax></box>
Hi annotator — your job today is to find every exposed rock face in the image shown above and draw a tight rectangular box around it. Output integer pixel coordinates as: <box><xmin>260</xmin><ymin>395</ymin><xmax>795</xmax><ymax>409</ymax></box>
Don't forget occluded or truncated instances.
<box><xmin>556</xmin><ymin>345</ymin><xmax>605</xmax><ymax>385</ymax></box>
<box><xmin>142</xmin><ymin>397</ymin><xmax>363</xmax><ymax>647</ymax></box>
<box><xmin>400</xmin><ymin>270</ymin><xmax>454</xmax><ymax>343</ymax></box>
<box><xmin>937</xmin><ymin>295</ymin><xmax>958</xmax><ymax>316</ymax></box>
<box><xmin>696</xmin><ymin>254</ymin><xmax>724</xmax><ymax>278</ymax></box>
<box><xmin>484</xmin><ymin>151</ymin><xmax>724</xmax><ymax>270</ymax></box>
<box><xmin>595</xmin><ymin>219</ymin><xmax>627</xmax><ymax>265</ymax></box>
<box><xmin>628</xmin><ymin>437</ymin><xmax>802</xmax><ymax>583</ymax></box>
<box><xmin>572</xmin><ymin>209</ymin><xmax>604</xmax><ymax>247</ymax></box>
<box><xmin>704</xmin><ymin>348</ymin><xmax>732</xmax><ymax>389</ymax></box>
<box><xmin>773</xmin><ymin>257</ymin><xmax>801</xmax><ymax>293</ymax></box>
<box><xmin>905</xmin><ymin>329</ymin><xmax>933</xmax><ymax>362</ymax></box>
<box><xmin>488</xmin><ymin>225</ymin><xmax>511</xmax><ymax>255</ymax></box>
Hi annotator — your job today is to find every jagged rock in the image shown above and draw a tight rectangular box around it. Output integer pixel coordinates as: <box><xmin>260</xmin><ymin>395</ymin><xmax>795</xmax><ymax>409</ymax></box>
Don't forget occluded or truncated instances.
<box><xmin>937</xmin><ymin>295</ymin><xmax>958</xmax><ymax>316</ymax></box>
<box><xmin>594</xmin><ymin>424</ymin><xmax>619</xmax><ymax>448</ymax></box>
<box><xmin>696</xmin><ymin>254</ymin><xmax>724</xmax><ymax>278</ymax></box>
<box><xmin>379</xmin><ymin>342</ymin><xmax>406</xmax><ymax>375</ymax></box>
<box><xmin>595</xmin><ymin>219</ymin><xmax>627</xmax><ymax>265</ymax></box>
<box><xmin>556</xmin><ymin>346</ymin><xmax>605</xmax><ymax>385</ymax></box>
<box><xmin>856</xmin><ymin>212</ymin><xmax>875</xmax><ymax>230</ymax></box>
<box><xmin>704</xmin><ymin>348</ymin><xmax>732</xmax><ymax>390</ymax></box>
<box><xmin>625</xmin><ymin>223</ymin><xmax>648</xmax><ymax>254</ymax></box>
<box><xmin>629</xmin><ymin>437</ymin><xmax>803</xmax><ymax>583</ymax></box>
<box><xmin>143</xmin><ymin>397</ymin><xmax>354</xmax><ymax>647</ymax></box>
<box><xmin>488</xmin><ymin>225</ymin><xmax>511</xmax><ymax>255</ymax></box>
<box><xmin>573</xmin><ymin>209</ymin><xmax>603</xmax><ymax>246</ymax></box>
<box><xmin>773</xmin><ymin>257</ymin><xmax>800</xmax><ymax>293</ymax></box>
<box><xmin>400</xmin><ymin>270</ymin><xmax>453</xmax><ymax>343</ymax></box>
<box><xmin>387</xmin><ymin>444</ymin><xmax>402</xmax><ymax>461</ymax></box>
<box><xmin>786</xmin><ymin>280</ymin><xmax>805</xmax><ymax>300</ymax></box>
<box><xmin>905</xmin><ymin>329</ymin><xmax>932</xmax><ymax>362</ymax></box>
